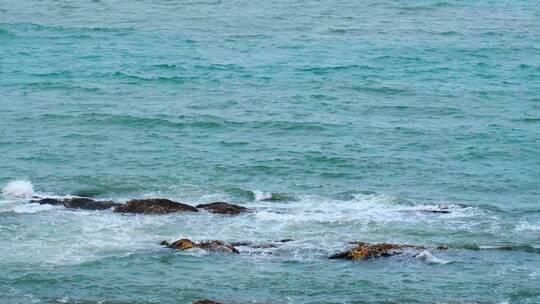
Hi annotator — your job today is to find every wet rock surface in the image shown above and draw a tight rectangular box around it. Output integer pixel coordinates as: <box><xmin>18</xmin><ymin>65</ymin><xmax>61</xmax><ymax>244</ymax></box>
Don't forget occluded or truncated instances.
<box><xmin>196</xmin><ymin>202</ymin><xmax>250</xmax><ymax>215</ymax></box>
<box><xmin>33</xmin><ymin>197</ymin><xmax>119</xmax><ymax>210</ymax></box>
<box><xmin>329</xmin><ymin>242</ymin><xmax>426</xmax><ymax>260</ymax></box>
<box><xmin>162</xmin><ymin>238</ymin><xmax>239</xmax><ymax>254</ymax></box>
<box><xmin>114</xmin><ymin>198</ymin><xmax>198</xmax><ymax>214</ymax></box>
<box><xmin>193</xmin><ymin>300</ymin><xmax>222</xmax><ymax>304</ymax></box>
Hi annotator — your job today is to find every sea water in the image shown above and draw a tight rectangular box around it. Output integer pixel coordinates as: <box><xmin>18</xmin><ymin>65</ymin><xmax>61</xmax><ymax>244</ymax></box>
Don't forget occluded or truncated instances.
<box><xmin>1</xmin><ymin>0</ymin><xmax>539</xmax><ymax>303</ymax></box>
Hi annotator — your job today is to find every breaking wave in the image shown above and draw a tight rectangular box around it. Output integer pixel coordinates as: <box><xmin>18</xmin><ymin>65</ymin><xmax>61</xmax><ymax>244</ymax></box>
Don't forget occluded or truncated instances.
<box><xmin>1</xmin><ymin>180</ymin><xmax>35</xmax><ymax>198</ymax></box>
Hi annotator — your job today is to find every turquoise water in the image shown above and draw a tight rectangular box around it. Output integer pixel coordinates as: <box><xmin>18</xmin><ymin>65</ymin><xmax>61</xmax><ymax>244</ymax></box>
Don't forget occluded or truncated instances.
<box><xmin>1</xmin><ymin>0</ymin><xmax>540</xmax><ymax>303</ymax></box>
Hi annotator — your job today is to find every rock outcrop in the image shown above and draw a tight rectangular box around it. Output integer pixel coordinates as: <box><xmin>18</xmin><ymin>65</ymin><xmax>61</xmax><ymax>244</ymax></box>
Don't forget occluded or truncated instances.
<box><xmin>196</xmin><ymin>202</ymin><xmax>250</xmax><ymax>215</ymax></box>
<box><xmin>34</xmin><ymin>197</ymin><xmax>119</xmax><ymax>210</ymax></box>
<box><xmin>329</xmin><ymin>242</ymin><xmax>425</xmax><ymax>260</ymax></box>
<box><xmin>193</xmin><ymin>300</ymin><xmax>222</xmax><ymax>304</ymax></box>
<box><xmin>114</xmin><ymin>198</ymin><xmax>198</xmax><ymax>214</ymax></box>
<box><xmin>162</xmin><ymin>238</ymin><xmax>239</xmax><ymax>254</ymax></box>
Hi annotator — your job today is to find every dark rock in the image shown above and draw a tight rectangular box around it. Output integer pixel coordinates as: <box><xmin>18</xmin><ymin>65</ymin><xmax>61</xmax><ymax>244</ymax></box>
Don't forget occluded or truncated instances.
<box><xmin>114</xmin><ymin>198</ymin><xmax>198</xmax><ymax>214</ymax></box>
<box><xmin>163</xmin><ymin>238</ymin><xmax>239</xmax><ymax>254</ymax></box>
<box><xmin>196</xmin><ymin>202</ymin><xmax>250</xmax><ymax>215</ymax></box>
<box><xmin>33</xmin><ymin>198</ymin><xmax>64</xmax><ymax>205</ymax></box>
<box><xmin>330</xmin><ymin>242</ymin><xmax>425</xmax><ymax>260</ymax></box>
<box><xmin>199</xmin><ymin>240</ymin><xmax>240</xmax><ymax>254</ymax></box>
<box><xmin>230</xmin><ymin>241</ymin><xmax>253</xmax><ymax>247</ymax></box>
<box><xmin>249</xmin><ymin>243</ymin><xmax>277</xmax><ymax>249</ymax></box>
<box><xmin>33</xmin><ymin>197</ymin><xmax>119</xmax><ymax>210</ymax></box>
<box><xmin>437</xmin><ymin>245</ymin><xmax>449</xmax><ymax>250</ymax></box>
<box><xmin>193</xmin><ymin>300</ymin><xmax>222</xmax><ymax>304</ymax></box>
<box><xmin>278</xmin><ymin>238</ymin><xmax>293</xmax><ymax>243</ymax></box>
<box><xmin>421</xmin><ymin>209</ymin><xmax>451</xmax><ymax>214</ymax></box>
<box><xmin>63</xmin><ymin>198</ymin><xmax>119</xmax><ymax>210</ymax></box>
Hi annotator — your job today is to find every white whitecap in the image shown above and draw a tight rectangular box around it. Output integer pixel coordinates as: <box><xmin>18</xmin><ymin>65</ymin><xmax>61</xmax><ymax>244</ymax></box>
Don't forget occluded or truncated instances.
<box><xmin>253</xmin><ymin>190</ymin><xmax>273</xmax><ymax>201</ymax></box>
<box><xmin>415</xmin><ymin>250</ymin><xmax>451</xmax><ymax>265</ymax></box>
<box><xmin>1</xmin><ymin>180</ymin><xmax>35</xmax><ymax>198</ymax></box>
<box><xmin>12</xmin><ymin>203</ymin><xmax>60</xmax><ymax>214</ymax></box>
<box><xmin>515</xmin><ymin>221</ymin><xmax>540</xmax><ymax>232</ymax></box>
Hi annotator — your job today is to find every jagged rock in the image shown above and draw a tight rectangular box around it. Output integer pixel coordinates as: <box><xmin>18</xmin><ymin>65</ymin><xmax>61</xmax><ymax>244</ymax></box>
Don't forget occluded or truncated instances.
<box><xmin>230</xmin><ymin>241</ymin><xmax>253</xmax><ymax>247</ymax></box>
<box><xmin>199</xmin><ymin>240</ymin><xmax>240</xmax><ymax>253</ymax></box>
<box><xmin>33</xmin><ymin>197</ymin><xmax>119</xmax><ymax>210</ymax></box>
<box><xmin>162</xmin><ymin>238</ymin><xmax>239</xmax><ymax>254</ymax></box>
<box><xmin>166</xmin><ymin>239</ymin><xmax>198</xmax><ymax>250</ymax></box>
<box><xmin>193</xmin><ymin>300</ymin><xmax>222</xmax><ymax>304</ymax></box>
<box><xmin>196</xmin><ymin>202</ymin><xmax>250</xmax><ymax>215</ymax></box>
<box><xmin>437</xmin><ymin>245</ymin><xmax>449</xmax><ymax>250</ymax></box>
<box><xmin>114</xmin><ymin>198</ymin><xmax>198</xmax><ymax>214</ymax></box>
<box><xmin>329</xmin><ymin>242</ymin><xmax>425</xmax><ymax>260</ymax></box>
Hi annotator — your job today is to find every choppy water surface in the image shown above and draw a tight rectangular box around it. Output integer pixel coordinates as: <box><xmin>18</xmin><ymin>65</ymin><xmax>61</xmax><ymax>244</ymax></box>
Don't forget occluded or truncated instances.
<box><xmin>1</xmin><ymin>0</ymin><xmax>539</xmax><ymax>303</ymax></box>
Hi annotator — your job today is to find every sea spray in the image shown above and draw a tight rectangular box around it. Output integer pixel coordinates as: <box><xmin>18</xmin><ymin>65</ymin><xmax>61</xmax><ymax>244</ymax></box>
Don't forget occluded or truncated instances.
<box><xmin>2</xmin><ymin>180</ymin><xmax>34</xmax><ymax>198</ymax></box>
<box><xmin>253</xmin><ymin>190</ymin><xmax>273</xmax><ymax>201</ymax></box>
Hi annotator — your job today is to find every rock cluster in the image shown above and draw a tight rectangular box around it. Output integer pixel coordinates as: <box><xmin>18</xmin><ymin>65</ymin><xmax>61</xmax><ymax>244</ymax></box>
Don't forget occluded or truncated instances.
<box><xmin>34</xmin><ymin>197</ymin><xmax>251</xmax><ymax>215</ymax></box>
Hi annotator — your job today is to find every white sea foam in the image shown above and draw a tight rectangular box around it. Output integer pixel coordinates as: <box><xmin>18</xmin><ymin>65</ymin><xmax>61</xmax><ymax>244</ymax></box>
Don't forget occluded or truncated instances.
<box><xmin>1</xmin><ymin>180</ymin><xmax>34</xmax><ymax>198</ymax></box>
<box><xmin>415</xmin><ymin>250</ymin><xmax>452</xmax><ymax>265</ymax></box>
<box><xmin>12</xmin><ymin>203</ymin><xmax>60</xmax><ymax>214</ymax></box>
<box><xmin>253</xmin><ymin>193</ymin><xmax>479</xmax><ymax>225</ymax></box>
<box><xmin>515</xmin><ymin>221</ymin><xmax>540</xmax><ymax>232</ymax></box>
<box><xmin>0</xmin><ymin>189</ymin><xmax>497</xmax><ymax>266</ymax></box>
<box><xmin>253</xmin><ymin>190</ymin><xmax>273</xmax><ymax>201</ymax></box>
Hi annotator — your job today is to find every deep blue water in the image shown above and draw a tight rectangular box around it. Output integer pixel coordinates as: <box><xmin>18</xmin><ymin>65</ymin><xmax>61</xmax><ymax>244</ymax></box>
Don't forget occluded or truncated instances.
<box><xmin>1</xmin><ymin>1</ymin><xmax>539</xmax><ymax>303</ymax></box>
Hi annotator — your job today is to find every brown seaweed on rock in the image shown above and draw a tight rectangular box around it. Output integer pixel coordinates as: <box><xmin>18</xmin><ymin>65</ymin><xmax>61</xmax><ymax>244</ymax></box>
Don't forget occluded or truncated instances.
<box><xmin>329</xmin><ymin>242</ymin><xmax>425</xmax><ymax>260</ymax></box>
<box><xmin>162</xmin><ymin>238</ymin><xmax>239</xmax><ymax>254</ymax></box>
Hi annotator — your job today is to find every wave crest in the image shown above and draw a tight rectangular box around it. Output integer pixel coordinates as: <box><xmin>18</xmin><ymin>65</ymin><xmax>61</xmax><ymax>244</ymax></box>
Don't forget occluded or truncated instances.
<box><xmin>2</xmin><ymin>180</ymin><xmax>34</xmax><ymax>198</ymax></box>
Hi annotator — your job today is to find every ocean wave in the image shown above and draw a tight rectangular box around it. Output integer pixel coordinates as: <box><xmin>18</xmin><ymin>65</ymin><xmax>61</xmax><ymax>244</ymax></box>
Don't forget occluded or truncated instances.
<box><xmin>296</xmin><ymin>64</ymin><xmax>366</xmax><ymax>74</ymax></box>
<box><xmin>31</xmin><ymin>70</ymin><xmax>73</xmax><ymax>77</ymax></box>
<box><xmin>252</xmin><ymin>193</ymin><xmax>484</xmax><ymax>227</ymax></box>
<box><xmin>102</xmin><ymin>71</ymin><xmax>198</xmax><ymax>84</ymax></box>
<box><xmin>150</xmin><ymin>63</ymin><xmax>188</xmax><ymax>71</ymax></box>
<box><xmin>0</xmin><ymin>181</ymin><xmax>519</xmax><ymax>265</ymax></box>
<box><xmin>11</xmin><ymin>203</ymin><xmax>62</xmax><ymax>214</ymax></box>
<box><xmin>414</xmin><ymin>250</ymin><xmax>452</xmax><ymax>265</ymax></box>
<box><xmin>512</xmin><ymin>117</ymin><xmax>540</xmax><ymax>123</ymax></box>
<box><xmin>193</xmin><ymin>63</ymin><xmax>246</xmax><ymax>72</ymax></box>
<box><xmin>344</xmin><ymin>84</ymin><xmax>415</xmax><ymax>96</ymax></box>
<box><xmin>6</xmin><ymin>22</ymin><xmax>135</xmax><ymax>35</ymax></box>
<box><xmin>514</xmin><ymin>222</ymin><xmax>540</xmax><ymax>232</ymax></box>
<box><xmin>394</xmin><ymin>2</ymin><xmax>453</xmax><ymax>13</ymax></box>
<box><xmin>18</xmin><ymin>81</ymin><xmax>103</xmax><ymax>92</ymax></box>
<box><xmin>450</xmin><ymin>243</ymin><xmax>540</xmax><ymax>254</ymax></box>
<box><xmin>31</xmin><ymin>112</ymin><xmax>342</xmax><ymax>133</ymax></box>
<box><xmin>0</xmin><ymin>28</ymin><xmax>14</xmax><ymax>38</ymax></box>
